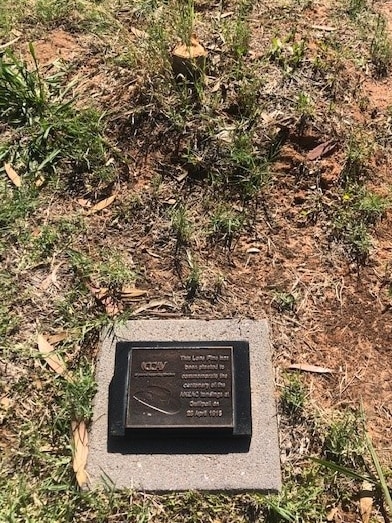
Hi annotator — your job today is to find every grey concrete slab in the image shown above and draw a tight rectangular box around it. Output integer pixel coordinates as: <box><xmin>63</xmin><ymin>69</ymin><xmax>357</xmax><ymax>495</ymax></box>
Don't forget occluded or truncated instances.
<box><xmin>87</xmin><ymin>320</ymin><xmax>281</xmax><ymax>492</ymax></box>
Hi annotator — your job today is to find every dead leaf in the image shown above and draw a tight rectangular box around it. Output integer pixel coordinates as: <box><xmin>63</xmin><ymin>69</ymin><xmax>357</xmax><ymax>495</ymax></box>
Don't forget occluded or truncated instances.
<box><xmin>310</xmin><ymin>24</ymin><xmax>337</xmax><ymax>31</ymax></box>
<box><xmin>0</xmin><ymin>36</ymin><xmax>20</xmax><ymax>51</ymax></box>
<box><xmin>360</xmin><ymin>481</ymin><xmax>374</xmax><ymax>523</ymax></box>
<box><xmin>88</xmin><ymin>282</ymin><xmax>122</xmax><ymax>317</ymax></box>
<box><xmin>88</xmin><ymin>195</ymin><xmax>116</xmax><ymax>214</ymax></box>
<box><xmin>130</xmin><ymin>26</ymin><xmax>148</xmax><ymax>38</ymax></box>
<box><xmin>219</xmin><ymin>11</ymin><xmax>234</xmax><ymax>18</ymax></box>
<box><xmin>145</xmin><ymin>249</ymin><xmax>162</xmax><ymax>259</ymax></box>
<box><xmin>132</xmin><ymin>300</ymin><xmax>177</xmax><ymax>315</ymax></box>
<box><xmin>47</xmin><ymin>332</ymin><xmax>68</xmax><ymax>345</ymax></box>
<box><xmin>88</xmin><ymin>283</ymin><xmax>109</xmax><ymax>300</ymax></box>
<box><xmin>4</xmin><ymin>163</ymin><xmax>21</xmax><ymax>187</ymax></box>
<box><xmin>71</xmin><ymin>420</ymin><xmax>89</xmax><ymax>489</ymax></box>
<box><xmin>33</xmin><ymin>379</ymin><xmax>43</xmax><ymax>390</ymax></box>
<box><xmin>121</xmin><ymin>286</ymin><xmax>148</xmax><ymax>298</ymax></box>
<box><xmin>307</xmin><ymin>139</ymin><xmax>337</xmax><ymax>161</ymax></box>
<box><xmin>210</xmin><ymin>80</ymin><xmax>221</xmax><ymax>93</ymax></box>
<box><xmin>76</xmin><ymin>198</ymin><xmax>91</xmax><ymax>208</ymax></box>
<box><xmin>102</xmin><ymin>296</ymin><xmax>121</xmax><ymax>316</ymax></box>
<box><xmin>287</xmin><ymin>363</ymin><xmax>334</xmax><ymax>374</ymax></box>
<box><xmin>37</xmin><ymin>333</ymin><xmax>66</xmax><ymax>375</ymax></box>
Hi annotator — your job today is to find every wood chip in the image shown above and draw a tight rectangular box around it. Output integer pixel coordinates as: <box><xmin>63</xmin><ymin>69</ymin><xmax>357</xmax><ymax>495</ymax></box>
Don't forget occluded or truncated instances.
<box><xmin>88</xmin><ymin>195</ymin><xmax>116</xmax><ymax>214</ymax></box>
<box><xmin>37</xmin><ymin>333</ymin><xmax>66</xmax><ymax>375</ymax></box>
<box><xmin>71</xmin><ymin>420</ymin><xmax>89</xmax><ymax>489</ymax></box>
<box><xmin>287</xmin><ymin>363</ymin><xmax>334</xmax><ymax>374</ymax></box>
<box><xmin>360</xmin><ymin>481</ymin><xmax>374</xmax><ymax>523</ymax></box>
<box><xmin>4</xmin><ymin>163</ymin><xmax>21</xmax><ymax>187</ymax></box>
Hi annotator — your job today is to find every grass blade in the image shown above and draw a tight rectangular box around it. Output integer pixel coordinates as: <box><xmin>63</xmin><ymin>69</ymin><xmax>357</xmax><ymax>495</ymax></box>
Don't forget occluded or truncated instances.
<box><xmin>365</xmin><ymin>433</ymin><xmax>392</xmax><ymax>514</ymax></box>
<box><xmin>310</xmin><ymin>457</ymin><xmax>376</xmax><ymax>484</ymax></box>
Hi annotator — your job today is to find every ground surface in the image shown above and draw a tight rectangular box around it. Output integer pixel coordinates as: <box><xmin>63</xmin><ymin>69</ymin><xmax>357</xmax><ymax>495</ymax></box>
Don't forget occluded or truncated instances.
<box><xmin>0</xmin><ymin>0</ymin><xmax>391</xmax><ymax>521</ymax></box>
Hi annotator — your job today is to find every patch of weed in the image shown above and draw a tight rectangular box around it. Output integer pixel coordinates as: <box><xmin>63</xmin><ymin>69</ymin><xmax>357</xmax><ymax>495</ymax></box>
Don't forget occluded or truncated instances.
<box><xmin>340</xmin><ymin>132</ymin><xmax>372</xmax><ymax>184</ymax></box>
<box><xmin>0</xmin><ymin>181</ymin><xmax>37</xmax><ymax>237</ymax></box>
<box><xmin>28</xmin><ymin>217</ymin><xmax>84</xmax><ymax>262</ymax></box>
<box><xmin>210</xmin><ymin>205</ymin><xmax>244</xmax><ymax>245</ymax></box>
<box><xmin>322</xmin><ymin>410</ymin><xmax>367</xmax><ymax>468</ymax></box>
<box><xmin>264</xmin><ymin>466</ymin><xmax>326</xmax><ymax>522</ymax></box>
<box><xmin>370</xmin><ymin>14</ymin><xmax>392</xmax><ymax>77</ymax></box>
<box><xmin>281</xmin><ymin>373</ymin><xmax>306</xmax><ymax>415</ymax></box>
<box><xmin>333</xmin><ymin>211</ymin><xmax>372</xmax><ymax>261</ymax></box>
<box><xmin>227</xmin><ymin>70</ymin><xmax>262</xmax><ymax>119</ymax></box>
<box><xmin>170</xmin><ymin>203</ymin><xmax>192</xmax><ymax>245</ymax></box>
<box><xmin>54</xmin><ymin>289</ymin><xmax>109</xmax><ymax>331</ymax></box>
<box><xmin>58</xmin><ymin>360</ymin><xmax>96</xmax><ymax>423</ymax></box>
<box><xmin>346</xmin><ymin>0</ymin><xmax>367</xmax><ymax>18</ymax></box>
<box><xmin>223</xmin><ymin>17</ymin><xmax>251</xmax><ymax>60</ymax></box>
<box><xmin>272</xmin><ymin>290</ymin><xmax>297</xmax><ymax>313</ymax></box>
<box><xmin>297</xmin><ymin>91</ymin><xmax>314</xmax><ymax>120</ymax></box>
<box><xmin>174</xmin><ymin>0</ymin><xmax>195</xmax><ymax>46</ymax></box>
<box><xmin>34</xmin><ymin>0</ymin><xmax>116</xmax><ymax>32</ymax></box>
<box><xmin>0</xmin><ymin>46</ymin><xmax>47</xmax><ymax>126</ymax></box>
<box><xmin>69</xmin><ymin>249</ymin><xmax>137</xmax><ymax>289</ymax></box>
<box><xmin>332</xmin><ymin>186</ymin><xmax>389</xmax><ymax>261</ymax></box>
<box><xmin>225</xmin><ymin>131</ymin><xmax>269</xmax><ymax>197</ymax></box>
<box><xmin>0</xmin><ymin>269</ymin><xmax>19</xmax><ymax>337</ymax></box>
<box><xmin>35</xmin><ymin>0</ymin><xmax>75</xmax><ymax>26</ymax></box>
<box><xmin>185</xmin><ymin>252</ymin><xmax>201</xmax><ymax>298</ymax></box>
<box><xmin>357</xmin><ymin>190</ymin><xmax>389</xmax><ymax>223</ymax></box>
<box><xmin>269</xmin><ymin>34</ymin><xmax>307</xmax><ymax>73</ymax></box>
<box><xmin>0</xmin><ymin>48</ymin><xmax>111</xmax><ymax>190</ymax></box>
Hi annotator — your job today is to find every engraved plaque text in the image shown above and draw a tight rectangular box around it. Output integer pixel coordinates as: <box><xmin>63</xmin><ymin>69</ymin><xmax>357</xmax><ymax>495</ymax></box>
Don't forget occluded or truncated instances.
<box><xmin>126</xmin><ymin>347</ymin><xmax>234</xmax><ymax>429</ymax></box>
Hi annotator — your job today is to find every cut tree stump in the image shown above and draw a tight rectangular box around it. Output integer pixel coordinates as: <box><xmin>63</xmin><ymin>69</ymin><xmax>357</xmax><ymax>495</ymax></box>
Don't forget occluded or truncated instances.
<box><xmin>171</xmin><ymin>35</ymin><xmax>207</xmax><ymax>81</ymax></box>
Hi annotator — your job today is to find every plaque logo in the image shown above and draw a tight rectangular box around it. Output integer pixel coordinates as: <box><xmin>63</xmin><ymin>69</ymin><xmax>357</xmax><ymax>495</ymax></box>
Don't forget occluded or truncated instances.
<box><xmin>133</xmin><ymin>386</ymin><xmax>181</xmax><ymax>415</ymax></box>
<box><xmin>141</xmin><ymin>361</ymin><xmax>168</xmax><ymax>371</ymax></box>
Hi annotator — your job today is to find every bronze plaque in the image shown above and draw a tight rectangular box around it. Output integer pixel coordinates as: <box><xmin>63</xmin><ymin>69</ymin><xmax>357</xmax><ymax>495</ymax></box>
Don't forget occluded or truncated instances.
<box><xmin>126</xmin><ymin>346</ymin><xmax>234</xmax><ymax>429</ymax></box>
